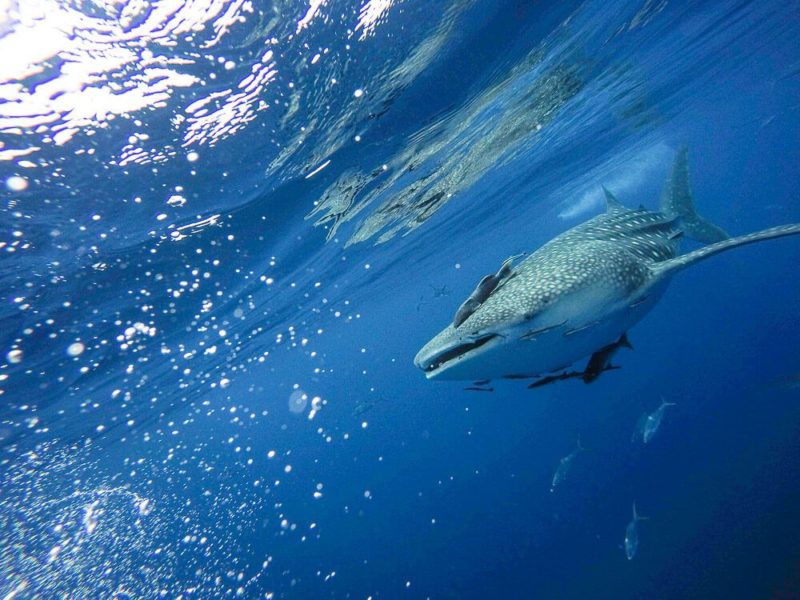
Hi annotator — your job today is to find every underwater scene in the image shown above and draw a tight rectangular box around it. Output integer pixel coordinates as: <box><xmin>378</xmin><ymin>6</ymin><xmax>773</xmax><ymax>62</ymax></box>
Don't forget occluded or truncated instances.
<box><xmin>1</xmin><ymin>0</ymin><xmax>800</xmax><ymax>598</ymax></box>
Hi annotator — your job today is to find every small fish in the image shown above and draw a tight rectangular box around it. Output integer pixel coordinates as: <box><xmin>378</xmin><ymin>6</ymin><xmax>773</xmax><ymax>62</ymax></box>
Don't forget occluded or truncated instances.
<box><xmin>430</xmin><ymin>285</ymin><xmax>451</xmax><ymax>298</ymax></box>
<box><xmin>632</xmin><ymin>413</ymin><xmax>648</xmax><ymax>443</ymax></box>
<box><xmin>352</xmin><ymin>398</ymin><xmax>383</xmax><ymax>417</ymax></box>
<box><xmin>759</xmin><ymin>115</ymin><xmax>776</xmax><ymax>129</ymax></box>
<box><xmin>624</xmin><ymin>502</ymin><xmax>649</xmax><ymax>560</ymax></box>
<box><xmin>550</xmin><ymin>437</ymin><xmax>585</xmax><ymax>492</ymax></box>
<box><xmin>528</xmin><ymin>365</ymin><xmax>620</xmax><ymax>389</ymax></box>
<box><xmin>768</xmin><ymin>372</ymin><xmax>800</xmax><ymax>390</ymax></box>
<box><xmin>520</xmin><ymin>321</ymin><xmax>568</xmax><ymax>340</ymax></box>
<box><xmin>528</xmin><ymin>371</ymin><xmax>581</xmax><ymax>388</ymax></box>
<box><xmin>582</xmin><ymin>333</ymin><xmax>633</xmax><ymax>383</ymax></box>
<box><xmin>639</xmin><ymin>399</ymin><xmax>676</xmax><ymax>443</ymax></box>
<box><xmin>464</xmin><ymin>386</ymin><xmax>494</xmax><ymax>392</ymax></box>
<box><xmin>452</xmin><ymin>255</ymin><xmax>519</xmax><ymax>328</ymax></box>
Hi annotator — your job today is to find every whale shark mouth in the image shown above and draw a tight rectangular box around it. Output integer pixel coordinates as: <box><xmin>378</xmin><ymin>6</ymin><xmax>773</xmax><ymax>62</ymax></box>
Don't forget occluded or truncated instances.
<box><xmin>422</xmin><ymin>333</ymin><xmax>500</xmax><ymax>375</ymax></box>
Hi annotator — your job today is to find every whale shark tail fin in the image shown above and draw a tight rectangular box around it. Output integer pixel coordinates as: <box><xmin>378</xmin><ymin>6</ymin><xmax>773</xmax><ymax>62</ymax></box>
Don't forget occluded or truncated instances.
<box><xmin>661</xmin><ymin>146</ymin><xmax>729</xmax><ymax>244</ymax></box>
<box><xmin>652</xmin><ymin>223</ymin><xmax>800</xmax><ymax>280</ymax></box>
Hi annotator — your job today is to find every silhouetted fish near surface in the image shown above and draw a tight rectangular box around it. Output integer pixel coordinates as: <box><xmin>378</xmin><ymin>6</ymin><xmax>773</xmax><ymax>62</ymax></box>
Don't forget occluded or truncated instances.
<box><xmin>352</xmin><ymin>398</ymin><xmax>384</xmax><ymax>417</ymax></box>
<box><xmin>430</xmin><ymin>285</ymin><xmax>451</xmax><ymax>298</ymax></box>
<box><xmin>464</xmin><ymin>386</ymin><xmax>494</xmax><ymax>392</ymax></box>
<box><xmin>415</xmin><ymin>147</ymin><xmax>800</xmax><ymax>382</ymax></box>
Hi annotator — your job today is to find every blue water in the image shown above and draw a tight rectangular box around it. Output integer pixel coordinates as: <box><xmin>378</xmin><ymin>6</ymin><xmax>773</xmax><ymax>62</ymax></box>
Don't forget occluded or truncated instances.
<box><xmin>1</xmin><ymin>0</ymin><xmax>800</xmax><ymax>597</ymax></box>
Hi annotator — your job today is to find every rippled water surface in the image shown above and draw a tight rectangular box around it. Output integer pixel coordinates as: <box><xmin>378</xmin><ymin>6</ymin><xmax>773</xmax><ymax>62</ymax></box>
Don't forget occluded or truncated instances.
<box><xmin>2</xmin><ymin>0</ymin><xmax>800</xmax><ymax>597</ymax></box>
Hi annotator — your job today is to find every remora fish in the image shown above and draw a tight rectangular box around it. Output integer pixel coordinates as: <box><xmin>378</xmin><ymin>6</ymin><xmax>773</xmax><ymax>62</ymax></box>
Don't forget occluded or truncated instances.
<box><xmin>414</xmin><ymin>148</ymin><xmax>800</xmax><ymax>381</ymax></box>
<box><xmin>452</xmin><ymin>254</ymin><xmax>519</xmax><ymax>328</ymax></box>
<box><xmin>582</xmin><ymin>333</ymin><xmax>632</xmax><ymax>383</ymax></box>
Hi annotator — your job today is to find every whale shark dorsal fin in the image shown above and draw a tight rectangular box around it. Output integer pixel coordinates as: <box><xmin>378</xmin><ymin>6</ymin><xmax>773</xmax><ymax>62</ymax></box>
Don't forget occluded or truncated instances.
<box><xmin>602</xmin><ymin>186</ymin><xmax>625</xmax><ymax>213</ymax></box>
<box><xmin>651</xmin><ymin>223</ymin><xmax>800</xmax><ymax>280</ymax></box>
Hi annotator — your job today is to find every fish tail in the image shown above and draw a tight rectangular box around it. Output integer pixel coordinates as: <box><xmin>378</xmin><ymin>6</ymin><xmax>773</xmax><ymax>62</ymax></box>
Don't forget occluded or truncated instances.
<box><xmin>660</xmin><ymin>146</ymin><xmax>729</xmax><ymax>244</ymax></box>
<box><xmin>633</xmin><ymin>502</ymin><xmax>650</xmax><ymax>521</ymax></box>
<box><xmin>619</xmin><ymin>332</ymin><xmax>633</xmax><ymax>350</ymax></box>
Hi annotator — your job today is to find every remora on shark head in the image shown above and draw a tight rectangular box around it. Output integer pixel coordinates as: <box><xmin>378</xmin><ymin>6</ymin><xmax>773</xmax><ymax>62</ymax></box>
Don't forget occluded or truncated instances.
<box><xmin>414</xmin><ymin>147</ymin><xmax>800</xmax><ymax>381</ymax></box>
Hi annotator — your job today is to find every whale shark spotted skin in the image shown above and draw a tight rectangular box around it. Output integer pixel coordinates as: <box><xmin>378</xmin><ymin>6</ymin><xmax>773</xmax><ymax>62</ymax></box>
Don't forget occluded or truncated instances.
<box><xmin>414</xmin><ymin>148</ymin><xmax>800</xmax><ymax>381</ymax></box>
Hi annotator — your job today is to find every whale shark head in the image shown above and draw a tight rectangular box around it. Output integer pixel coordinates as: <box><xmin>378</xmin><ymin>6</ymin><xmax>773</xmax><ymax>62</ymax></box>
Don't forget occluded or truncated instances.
<box><xmin>413</xmin><ymin>321</ymin><xmax>509</xmax><ymax>381</ymax></box>
<box><xmin>413</xmin><ymin>256</ymin><xmax>591</xmax><ymax>380</ymax></box>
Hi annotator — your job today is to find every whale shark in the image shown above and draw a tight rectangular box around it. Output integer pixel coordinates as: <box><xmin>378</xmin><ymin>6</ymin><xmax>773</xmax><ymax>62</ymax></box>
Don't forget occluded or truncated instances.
<box><xmin>414</xmin><ymin>147</ymin><xmax>800</xmax><ymax>381</ymax></box>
